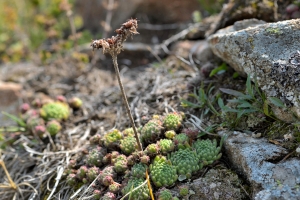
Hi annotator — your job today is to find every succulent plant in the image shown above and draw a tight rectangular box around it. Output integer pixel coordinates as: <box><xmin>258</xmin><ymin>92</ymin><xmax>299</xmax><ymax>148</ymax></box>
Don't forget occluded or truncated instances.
<box><xmin>39</xmin><ymin>101</ymin><xmax>70</xmax><ymax>121</ymax></box>
<box><xmin>145</xmin><ymin>143</ymin><xmax>160</xmax><ymax>157</ymax></box>
<box><xmin>141</xmin><ymin>119</ymin><xmax>164</xmax><ymax>143</ymax></box>
<box><xmin>111</xmin><ymin>151</ymin><xmax>120</xmax><ymax>159</ymax></box>
<box><xmin>140</xmin><ymin>155</ymin><xmax>150</xmax><ymax>164</ymax></box>
<box><xmin>179</xmin><ymin>185</ymin><xmax>189</xmax><ymax>197</ymax></box>
<box><xmin>173</xmin><ymin>133</ymin><xmax>189</xmax><ymax>150</ymax></box>
<box><xmin>158</xmin><ymin>139</ymin><xmax>175</xmax><ymax>154</ymax></box>
<box><xmin>68</xmin><ymin>97</ymin><xmax>83</xmax><ymax>109</ymax></box>
<box><xmin>122</xmin><ymin>178</ymin><xmax>150</xmax><ymax>200</ymax></box>
<box><xmin>68</xmin><ymin>159</ymin><xmax>76</xmax><ymax>169</ymax></box>
<box><xmin>182</xmin><ymin>128</ymin><xmax>199</xmax><ymax>140</ymax></box>
<box><xmin>56</xmin><ymin>95</ymin><xmax>67</xmax><ymax>103</ymax></box>
<box><xmin>22</xmin><ymin>109</ymin><xmax>39</xmax><ymax>122</ymax></box>
<box><xmin>103</xmin><ymin>129</ymin><xmax>123</xmax><ymax>149</ymax></box>
<box><xmin>102</xmin><ymin>175</ymin><xmax>114</xmax><ymax>186</ymax></box>
<box><xmin>76</xmin><ymin>165</ymin><xmax>88</xmax><ymax>180</ymax></box>
<box><xmin>164</xmin><ymin>130</ymin><xmax>176</xmax><ymax>139</ymax></box>
<box><xmin>131</xmin><ymin>150</ymin><xmax>145</xmax><ymax>160</ymax></box>
<box><xmin>112</xmin><ymin>154</ymin><xmax>128</xmax><ymax>173</ymax></box>
<box><xmin>46</xmin><ymin>120</ymin><xmax>62</xmax><ymax>136</ymax></box>
<box><xmin>157</xmin><ymin>188</ymin><xmax>173</xmax><ymax>200</ymax></box>
<box><xmin>26</xmin><ymin>116</ymin><xmax>44</xmax><ymax>130</ymax></box>
<box><xmin>103</xmin><ymin>153</ymin><xmax>112</xmax><ymax>165</ymax></box>
<box><xmin>122</xmin><ymin>127</ymin><xmax>135</xmax><ymax>137</ymax></box>
<box><xmin>131</xmin><ymin>163</ymin><xmax>147</xmax><ymax>178</ymax></box>
<box><xmin>89</xmin><ymin>134</ymin><xmax>102</xmax><ymax>145</ymax></box>
<box><xmin>101</xmin><ymin>192</ymin><xmax>116</xmax><ymax>200</ymax></box>
<box><xmin>86</xmin><ymin>146</ymin><xmax>107</xmax><ymax>167</ymax></box>
<box><xmin>20</xmin><ymin>103</ymin><xmax>30</xmax><ymax>114</ymax></box>
<box><xmin>33</xmin><ymin>125</ymin><xmax>46</xmax><ymax>136</ymax></box>
<box><xmin>86</xmin><ymin>166</ymin><xmax>100</xmax><ymax>181</ymax></box>
<box><xmin>150</xmin><ymin>155</ymin><xmax>178</xmax><ymax>187</ymax></box>
<box><xmin>192</xmin><ymin>139</ymin><xmax>222</xmax><ymax>166</ymax></box>
<box><xmin>163</xmin><ymin>112</ymin><xmax>183</xmax><ymax>131</ymax></box>
<box><xmin>126</xmin><ymin>155</ymin><xmax>136</xmax><ymax>166</ymax></box>
<box><xmin>170</xmin><ymin>148</ymin><xmax>200</xmax><ymax>179</ymax></box>
<box><xmin>108</xmin><ymin>181</ymin><xmax>122</xmax><ymax>193</ymax></box>
<box><xmin>31</xmin><ymin>98</ymin><xmax>42</xmax><ymax>108</ymax></box>
<box><xmin>66</xmin><ymin>173</ymin><xmax>77</xmax><ymax>187</ymax></box>
<box><xmin>99</xmin><ymin>166</ymin><xmax>116</xmax><ymax>186</ymax></box>
<box><xmin>93</xmin><ymin>190</ymin><xmax>101</xmax><ymax>199</ymax></box>
<box><xmin>120</xmin><ymin>136</ymin><xmax>138</xmax><ymax>155</ymax></box>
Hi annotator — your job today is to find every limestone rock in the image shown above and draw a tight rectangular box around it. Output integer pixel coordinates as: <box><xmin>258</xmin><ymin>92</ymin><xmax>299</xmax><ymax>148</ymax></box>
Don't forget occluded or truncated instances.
<box><xmin>220</xmin><ymin>131</ymin><xmax>300</xmax><ymax>200</ymax></box>
<box><xmin>208</xmin><ymin>19</ymin><xmax>300</xmax><ymax>121</ymax></box>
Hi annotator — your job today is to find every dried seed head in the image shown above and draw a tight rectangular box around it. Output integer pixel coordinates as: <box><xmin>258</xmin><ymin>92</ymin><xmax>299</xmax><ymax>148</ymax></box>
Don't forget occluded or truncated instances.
<box><xmin>91</xmin><ymin>39</ymin><xmax>102</xmax><ymax>51</ymax></box>
<box><xmin>91</xmin><ymin>18</ymin><xmax>138</xmax><ymax>55</ymax></box>
<box><xmin>123</xmin><ymin>21</ymin><xmax>133</xmax><ymax>29</ymax></box>
<box><xmin>107</xmin><ymin>38</ymin><xmax>114</xmax><ymax>45</ymax></box>
<box><xmin>115</xmin><ymin>29</ymin><xmax>123</xmax><ymax>34</ymax></box>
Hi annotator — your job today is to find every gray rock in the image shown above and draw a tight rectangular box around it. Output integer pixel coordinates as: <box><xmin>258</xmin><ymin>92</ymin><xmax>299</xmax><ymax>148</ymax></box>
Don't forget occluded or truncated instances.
<box><xmin>220</xmin><ymin>131</ymin><xmax>300</xmax><ymax>200</ymax></box>
<box><xmin>208</xmin><ymin>19</ymin><xmax>300</xmax><ymax>121</ymax></box>
<box><xmin>190</xmin><ymin>168</ymin><xmax>245</xmax><ymax>200</ymax></box>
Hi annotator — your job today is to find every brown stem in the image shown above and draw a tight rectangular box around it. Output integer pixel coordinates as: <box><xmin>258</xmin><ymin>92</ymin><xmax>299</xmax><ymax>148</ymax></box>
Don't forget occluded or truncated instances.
<box><xmin>112</xmin><ymin>54</ymin><xmax>142</xmax><ymax>151</ymax></box>
<box><xmin>0</xmin><ymin>160</ymin><xmax>17</xmax><ymax>189</ymax></box>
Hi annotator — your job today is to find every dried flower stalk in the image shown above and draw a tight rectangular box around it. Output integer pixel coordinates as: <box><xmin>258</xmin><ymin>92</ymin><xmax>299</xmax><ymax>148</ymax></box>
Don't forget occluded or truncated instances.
<box><xmin>91</xmin><ymin>19</ymin><xmax>142</xmax><ymax>151</ymax></box>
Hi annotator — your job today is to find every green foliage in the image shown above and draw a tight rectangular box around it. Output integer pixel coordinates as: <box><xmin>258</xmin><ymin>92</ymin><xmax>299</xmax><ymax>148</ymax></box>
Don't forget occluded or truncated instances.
<box><xmin>112</xmin><ymin>154</ymin><xmax>128</xmax><ymax>174</ymax></box>
<box><xmin>46</xmin><ymin>120</ymin><xmax>61</xmax><ymax>136</ymax></box>
<box><xmin>192</xmin><ymin>139</ymin><xmax>222</xmax><ymax>166</ymax></box>
<box><xmin>141</xmin><ymin>119</ymin><xmax>163</xmax><ymax>143</ymax></box>
<box><xmin>122</xmin><ymin>127</ymin><xmax>135</xmax><ymax>137</ymax></box>
<box><xmin>122</xmin><ymin>178</ymin><xmax>150</xmax><ymax>200</ymax></box>
<box><xmin>181</xmin><ymin>84</ymin><xmax>221</xmax><ymax>116</ymax></box>
<box><xmin>66</xmin><ymin>173</ymin><xmax>77</xmax><ymax>187</ymax></box>
<box><xmin>169</xmin><ymin>148</ymin><xmax>200</xmax><ymax>179</ymax></box>
<box><xmin>173</xmin><ymin>133</ymin><xmax>189</xmax><ymax>150</ymax></box>
<box><xmin>99</xmin><ymin>166</ymin><xmax>116</xmax><ymax>186</ymax></box>
<box><xmin>86</xmin><ymin>166</ymin><xmax>100</xmax><ymax>181</ymax></box>
<box><xmin>2</xmin><ymin>112</ymin><xmax>26</xmax><ymax>127</ymax></box>
<box><xmin>218</xmin><ymin>75</ymin><xmax>281</xmax><ymax>121</ymax></box>
<box><xmin>164</xmin><ymin>130</ymin><xmax>176</xmax><ymax>139</ymax></box>
<box><xmin>157</xmin><ymin>188</ymin><xmax>173</xmax><ymax>200</ymax></box>
<box><xmin>163</xmin><ymin>112</ymin><xmax>183</xmax><ymax>131</ymax></box>
<box><xmin>145</xmin><ymin>143</ymin><xmax>160</xmax><ymax>157</ymax></box>
<box><xmin>197</xmin><ymin>0</ymin><xmax>224</xmax><ymax>15</ymax></box>
<box><xmin>179</xmin><ymin>185</ymin><xmax>189</xmax><ymax>197</ymax></box>
<box><xmin>103</xmin><ymin>129</ymin><xmax>123</xmax><ymax>149</ymax></box>
<box><xmin>150</xmin><ymin>155</ymin><xmax>178</xmax><ymax>187</ymax></box>
<box><xmin>120</xmin><ymin>136</ymin><xmax>138</xmax><ymax>155</ymax></box>
<box><xmin>209</xmin><ymin>62</ymin><xmax>228</xmax><ymax>77</ymax></box>
<box><xmin>76</xmin><ymin>165</ymin><xmax>88</xmax><ymax>180</ymax></box>
<box><xmin>131</xmin><ymin>163</ymin><xmax>148</xmax><ymax>179</ymax></box>
<box><xmin>40</xmin><ymin>101</ymin><xmax>70</xmax><ymax>121</ymax></box>
<box><xmin>158</xmin><ymin>139</ymin><xmax>175</xmax><ymax>154</ymax></box>
<box><xmin>86</xmin><ymin>146</ymin><xmax>107</xmax><ymax>167</ymax></box>
<box><xmin>102</xmin><ymin>192</ymin><xmax>116</xmax><ymax>200</ymax></box>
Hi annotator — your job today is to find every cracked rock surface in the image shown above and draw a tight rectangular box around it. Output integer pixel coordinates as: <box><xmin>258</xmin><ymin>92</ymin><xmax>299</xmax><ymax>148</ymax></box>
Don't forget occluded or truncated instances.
<box><xmin>220</xmin><ymin>131</ymin><xmax>300</xmax><ymax>200</ymax></box>
<box><xmin>208</xmin><ymin>19</ymin><xmax>300</xmax><ymax>121</ymax></box>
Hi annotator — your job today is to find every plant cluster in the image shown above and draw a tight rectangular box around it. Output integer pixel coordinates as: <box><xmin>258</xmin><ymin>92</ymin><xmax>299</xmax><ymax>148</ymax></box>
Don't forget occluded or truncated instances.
<box><xmin>63</xmin><ymin>19</ymin><xmax>224</xmax><ymax>200</ymax></box>
<box><xmin>182</xmin><ymin>75</ymin><xmax>288</xmax><ymax>130</ymax></box>
<box><xmin>3</xmin><ymin>96</ymin><xmax>83</xmax><ymax>140</ymax></box>
<box><xmin>65</xmin><ymin>111</ymin><xmax>223</xmax><ymax>199</ymax></box>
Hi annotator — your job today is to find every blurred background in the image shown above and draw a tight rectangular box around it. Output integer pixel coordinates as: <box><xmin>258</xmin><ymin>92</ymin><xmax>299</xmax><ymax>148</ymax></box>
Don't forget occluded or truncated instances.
<box><xmin>0</xmin><ymin>0</ymin><xmax>225</xmax><ymax>64</ymax></box>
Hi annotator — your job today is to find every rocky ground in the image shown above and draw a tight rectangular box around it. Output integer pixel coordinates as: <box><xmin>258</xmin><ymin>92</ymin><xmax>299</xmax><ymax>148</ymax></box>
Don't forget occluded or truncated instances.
<box><xmin>1</xmin><ymin>1</ymin><xmax>300</xmax><ymax>200</ymax></box>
